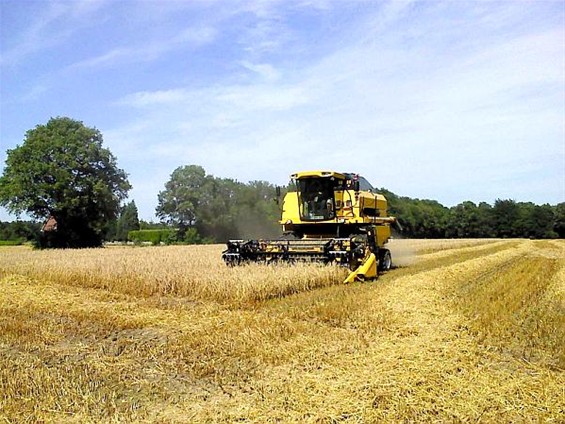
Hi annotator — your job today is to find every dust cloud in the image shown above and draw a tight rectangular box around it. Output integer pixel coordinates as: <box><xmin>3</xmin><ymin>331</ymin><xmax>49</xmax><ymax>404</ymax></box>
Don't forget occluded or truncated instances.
<box><xmin>234</xmin><ymin>212</ymin><xmax>280</xmax><ymax>240</ymax></box>
<box><xmin>387</xmin><ymin>238</ymin><xmax>418</xmax><ymax>268</ymax></box>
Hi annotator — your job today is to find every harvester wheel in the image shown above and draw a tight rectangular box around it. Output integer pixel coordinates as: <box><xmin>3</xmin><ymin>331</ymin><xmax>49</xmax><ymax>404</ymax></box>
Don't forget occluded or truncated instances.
<box><xmin>378</xmin><ymin>249</ymin><xmax>392</xmax><ymax>272</ymax></box>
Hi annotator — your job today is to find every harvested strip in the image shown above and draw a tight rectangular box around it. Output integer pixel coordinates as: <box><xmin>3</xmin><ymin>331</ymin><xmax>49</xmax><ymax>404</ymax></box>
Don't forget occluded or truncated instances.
<box><xmin>388</xmin><ymin>240</ymin><xmax>519</xmax><ymax>279</ymax></box>
<box><xmin>452</xmin><ymin>241</ymin><xmax>565</xmax><ymax>368</ymax></box>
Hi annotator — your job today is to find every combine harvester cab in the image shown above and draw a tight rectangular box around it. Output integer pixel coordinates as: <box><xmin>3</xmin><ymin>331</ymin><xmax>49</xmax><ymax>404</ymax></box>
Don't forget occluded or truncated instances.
<box><xmin>222</xmin><ymin>171</ymin><xmax>396</xmax><ymax>283</ymax></box>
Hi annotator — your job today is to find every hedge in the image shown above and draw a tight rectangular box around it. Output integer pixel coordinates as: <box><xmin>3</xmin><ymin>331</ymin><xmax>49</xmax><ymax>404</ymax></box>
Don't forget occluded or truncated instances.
<box><xmin>128</xmin><ymin>229</ymin><xmax>174</xmax><ymax>245</ymax></box>
<box><xmin>0</xmin><ymin>239</ymin><xmax>24</xmax><ymax>246</ymax></box>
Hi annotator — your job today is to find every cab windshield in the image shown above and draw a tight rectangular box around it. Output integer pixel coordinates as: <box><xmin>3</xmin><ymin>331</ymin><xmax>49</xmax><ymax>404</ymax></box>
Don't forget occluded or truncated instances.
<box><xmin>297</xmin><ymin>178</ymin><xmax>335</xmax><ymax>221</ymax></box>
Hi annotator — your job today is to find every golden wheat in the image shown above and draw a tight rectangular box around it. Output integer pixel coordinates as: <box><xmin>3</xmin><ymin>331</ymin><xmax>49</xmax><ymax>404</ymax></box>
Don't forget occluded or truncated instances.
<box><xmin>1</xmin><ymin>239</ymin><xmax>563</xmax><ymax>422</ymax></box>
<box><xmin>0</xmin><ymin>245</ymin><xmax>349</xmax><ymax>306</ymax></box>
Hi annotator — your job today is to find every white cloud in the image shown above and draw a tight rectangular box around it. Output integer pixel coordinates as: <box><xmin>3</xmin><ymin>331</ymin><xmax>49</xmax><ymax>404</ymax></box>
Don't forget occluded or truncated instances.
<box><xmin>67</xmin><ymin>25</ymin><xmax>218</xmax><ymax>71</ymax></box>
<box><xmin>217</xmin><ymin>84</ymin><xmax>309</xmax><ymax>111</ymax></box>
<box><xmin>173</xmin><ymin>26</ymin><xmax>218</xmax><ymax>46</ymax></box>
<box><xmin>118</xmin><ymin>89</ymin><xmax>190</xmax><ymax>108</ymax></box>
<box><xmin>69</xmin><ymin>47</ymin><xmax>134</xmax><ymax>69</ymax></box>
<box><xmin>239</xmin><ymin>61</ymin><xmax>281</xmax><ymax>82</ymax></box>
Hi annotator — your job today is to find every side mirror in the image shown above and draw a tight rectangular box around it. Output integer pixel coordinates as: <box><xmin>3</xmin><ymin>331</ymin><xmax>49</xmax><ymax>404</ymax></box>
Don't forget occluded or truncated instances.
<box><xmin>353</xmin><ymin>180</ymin><xmax>360</xmax><ymax>192</ymax></box>
<box><xmin>275</xmin><ymin>186</ymin><xmax>281</xmax><ymax>204</ymax></box>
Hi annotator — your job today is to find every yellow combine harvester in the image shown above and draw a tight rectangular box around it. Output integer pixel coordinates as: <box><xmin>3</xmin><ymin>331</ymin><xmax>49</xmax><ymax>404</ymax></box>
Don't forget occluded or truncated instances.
<box><xmin>222</xmin><ymin>170</ymin><xmax>396</xmax><ymax>283</ymax></box>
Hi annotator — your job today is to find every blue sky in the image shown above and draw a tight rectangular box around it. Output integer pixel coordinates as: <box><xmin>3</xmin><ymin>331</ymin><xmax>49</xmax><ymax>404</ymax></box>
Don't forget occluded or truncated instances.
<box><xmin>1</xmin><ymin>0</ymin><xmax>564</xmax><ymax>222</ymax></box>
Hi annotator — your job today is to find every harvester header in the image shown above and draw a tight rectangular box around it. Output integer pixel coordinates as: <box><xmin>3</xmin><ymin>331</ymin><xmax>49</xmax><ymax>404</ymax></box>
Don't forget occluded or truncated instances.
<box><xmin>222</xmin><ymin>170</ymin><xmax>396</xmax><ymax>283</ymax></box>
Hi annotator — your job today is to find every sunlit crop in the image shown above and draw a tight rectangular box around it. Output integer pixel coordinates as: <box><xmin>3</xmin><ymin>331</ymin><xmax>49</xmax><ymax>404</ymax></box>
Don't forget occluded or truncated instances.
<box><xmin>1</xmin><ymin>239</ymin><xmax>563</xmax><ymax>422</ymax></box>
<box><xmin>0</xmin><ymin>245</ymin><xmax>349</xmax><ymax>306</ymax></box>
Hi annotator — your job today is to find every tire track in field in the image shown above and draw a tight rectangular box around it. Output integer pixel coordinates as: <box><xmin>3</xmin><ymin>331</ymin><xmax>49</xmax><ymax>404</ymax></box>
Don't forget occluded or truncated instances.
<box><xmin>385</xmin><ymin>240</ymin><xmax>520</xmax><ymax>280</ymax></box>
<box><xmin>348</xmin><ymin>239</ymin><xmax>565</xmax><ymax>421</ymax></box>
<box><xmin>452</xmin><ymin>250</ymin><xmax>564</xmax><ymax>368</ymax></box>
<box><xmin>193</xmin><ymin>240</ymin><xmax>564</xmax><ymax>422</ymax></box>
<box><xmin>374</xmin><ymin>240</ymin><xmax>530</xmax><ymax>338</ymax></box>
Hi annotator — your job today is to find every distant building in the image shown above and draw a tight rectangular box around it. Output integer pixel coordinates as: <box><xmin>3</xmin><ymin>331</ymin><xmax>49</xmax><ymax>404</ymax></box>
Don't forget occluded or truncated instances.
<box><xmin>42</xmin><ymin>216</ymin><xmax>58</xmax><ymax>232</ymax></box>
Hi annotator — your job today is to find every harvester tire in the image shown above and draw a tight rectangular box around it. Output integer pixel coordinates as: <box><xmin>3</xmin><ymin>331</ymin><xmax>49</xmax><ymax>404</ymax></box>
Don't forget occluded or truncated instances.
<box><xmin>378</xmin><ymin>249</ymin><xmax>392</xmax><ymax>272</ymax></box>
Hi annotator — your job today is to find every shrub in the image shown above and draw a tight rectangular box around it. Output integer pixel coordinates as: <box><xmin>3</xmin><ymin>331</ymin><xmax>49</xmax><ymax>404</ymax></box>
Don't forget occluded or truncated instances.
<box><xmin>0</xmin><ymin>239</ymin><xmax>24</xmax><ymax>246</ymax></box>
<box><xmin>128</xmin><ymin>229</ymin><xmax>174</xmax><ymax>245</ymax></box>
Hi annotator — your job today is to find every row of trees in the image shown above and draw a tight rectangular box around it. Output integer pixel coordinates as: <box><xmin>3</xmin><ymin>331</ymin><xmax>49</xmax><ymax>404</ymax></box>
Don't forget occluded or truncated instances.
<box><xmin>3</xmin><ymin>192</ymin><xmax>562</xmax><ymax>245</ymax></box>
<box><xmin>0</xmin><ymin>221</ymin><xmax>41</xmax><ymax>244</ymax></box>
<box><xmin>381</xmin><ymin>191</ymin><xmax>564</xmax><ymax>239</ymax></box>
<box><xmin>88</xmin><ymin>167</ymin><xmax>565</xmax><ymax>242</ymax></box>
<box><xmin>0</xmin><ymin>117</ymin><xmax>563</xmax><ymax>247</ymax></box>
<box><xmin>103</xmin><ymin>168</ymin><xmax>282</xmax><ymax>245</ymax></box>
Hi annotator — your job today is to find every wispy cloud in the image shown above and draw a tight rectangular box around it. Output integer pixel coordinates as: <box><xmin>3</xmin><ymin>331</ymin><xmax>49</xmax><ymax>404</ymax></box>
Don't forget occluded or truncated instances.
<box><xmin>67</xmin><ymin>25</ymin><xmax>218</xmax><ymax>71</ymax></box>
<box><xmin>1</xmin><ymin>0</ymin><xmax>108</xmax><ymax>67</ymax></box>
<box><xmin>118</xmin><ymin>89</ymin><xmax>191</xmax><ymax>107</ymax></box>
<box><xmin>239</xmin><ymin>61</ymin><xmax>281</xmax><ymax>82</ymax></box>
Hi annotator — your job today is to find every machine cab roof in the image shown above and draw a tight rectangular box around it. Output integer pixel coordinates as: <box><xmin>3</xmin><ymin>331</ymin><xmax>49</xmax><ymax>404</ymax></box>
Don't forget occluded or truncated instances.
<box><xmin>290</xmin><ymin>170</ymin><xmax>375</xmax><ymax>192</ymax></box>
<box><xmin>291</xmin><ymin>171</ymin><xmax>346</xmax><ymax>180</ymax></box>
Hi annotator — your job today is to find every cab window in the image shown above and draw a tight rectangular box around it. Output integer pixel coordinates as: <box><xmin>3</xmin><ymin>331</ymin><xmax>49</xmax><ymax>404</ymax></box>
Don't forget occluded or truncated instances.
<box><xmin>297</xmin><ymin>178</ymin><xmax>335</xmax><ymax>221</ymax></box>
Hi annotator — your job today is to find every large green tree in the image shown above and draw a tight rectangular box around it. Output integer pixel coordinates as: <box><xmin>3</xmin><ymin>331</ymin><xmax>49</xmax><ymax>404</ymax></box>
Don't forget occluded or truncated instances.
<box><xmin>0</xmin><ymin>117</ymin><xmax>131</xmax><ymax>248</ymax></box>
<box><xmin>492</xmin><ymin>199</ymin><xmax>520</xmax><ymax>238</ymax></box>
<box><xmin>156</xmin><ymin>165</ymin><xmax>279</xmax><ymax>242</ymax></box>
<box><xmin>156</xmin><ymin>165</ymin><xmax>210</xmax><ymax>230</ymax></box>
<box><xmin>115</xmin><ymin>200</ymin><xmax>140</xmax><ymax>241</ymax></box>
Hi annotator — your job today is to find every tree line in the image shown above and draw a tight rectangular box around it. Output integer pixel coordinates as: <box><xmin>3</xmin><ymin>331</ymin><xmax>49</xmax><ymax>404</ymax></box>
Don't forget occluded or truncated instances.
<box><xmin>103</xmin><ymin>166</ymin><xmax>281</xmax><ymax>245</ymax></box>
<box><xmin>380</xmin><ymin>190</ymin><xmax>564</xmax><ymax>239</ymax></box>
<box><xmin>145</xmin><ymin>166</ymin><xmax>565</xmax><ymax>241</ymax></box>
<box><xmin>0</xmin><ymin>117</ymin><xmax>563</xmax><ymax>247</ymax></box>
<box><xmin>2</xmin><ymin>168</ymin><xmax>563</xmax><ymax>245</ymax></box>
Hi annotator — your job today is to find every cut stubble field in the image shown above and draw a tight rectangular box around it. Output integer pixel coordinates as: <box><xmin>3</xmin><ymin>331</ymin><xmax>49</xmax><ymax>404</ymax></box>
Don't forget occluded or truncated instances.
<box><xmin>1</xmin><ymin>239</ymin><xmax>564</xmax><ymax>422</ymax></box>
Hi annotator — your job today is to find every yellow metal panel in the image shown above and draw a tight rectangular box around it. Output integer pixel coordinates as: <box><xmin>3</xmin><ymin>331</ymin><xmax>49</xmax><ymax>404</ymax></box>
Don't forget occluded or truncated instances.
<box><xmin>280</xmin><ymin>191</ymin><xmax>301</xmax><ymax>224</ymax></box>
<box><xmin>344</xmin><ymin>253</ymin><xmax>377</xmax><ymax>283</ymax></box>
<box><xmin>375</xmin><ymin>225</ymin><xmax>391</xmax><ymax>247</ymax></box>
<box><xmin>291</xmin><ymin>170</ymin><xmax>346</xmax><ymax>179</ymax></box>
<box><xmin>279</xmin><ymin>170</ymin><xmax>394</xmax><ymax>245</ymax></box>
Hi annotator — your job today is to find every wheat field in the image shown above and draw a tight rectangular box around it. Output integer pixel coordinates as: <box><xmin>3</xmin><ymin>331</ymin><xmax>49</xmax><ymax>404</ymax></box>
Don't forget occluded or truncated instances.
<box><xmin>1</xmin><ymin>239</ymin><xmax>564</xmax><ymax>422</ymax></box>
